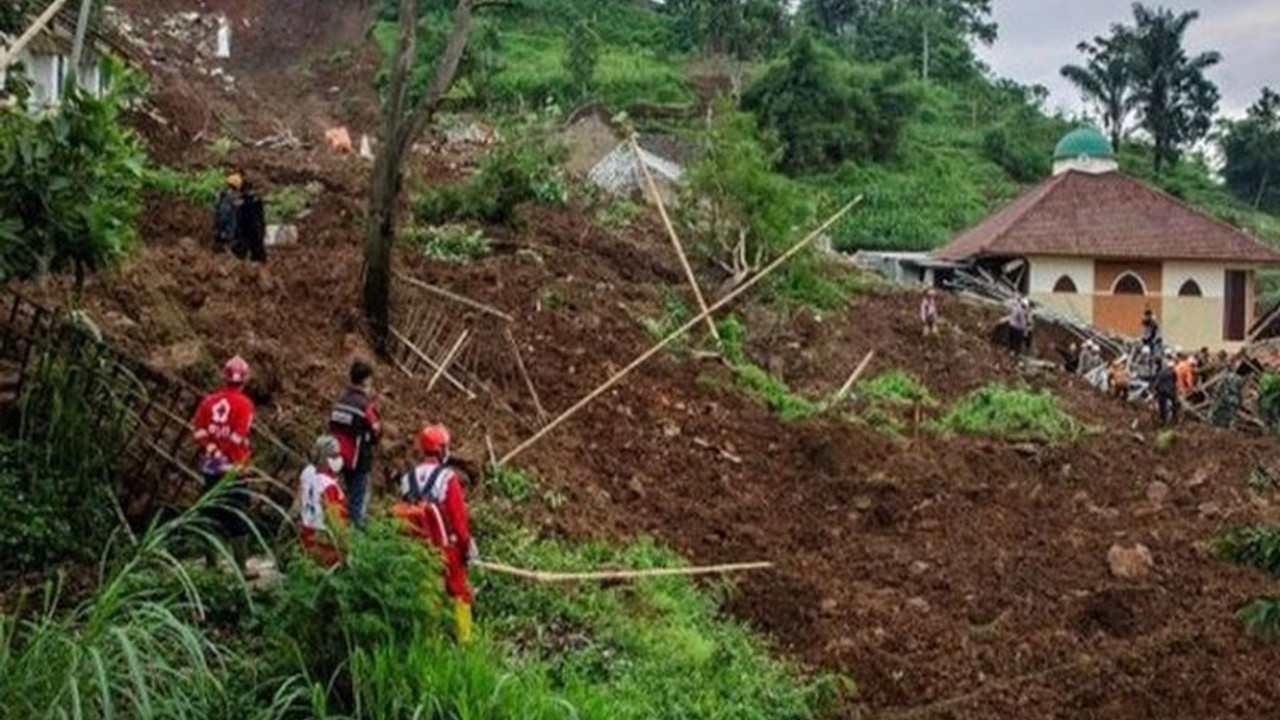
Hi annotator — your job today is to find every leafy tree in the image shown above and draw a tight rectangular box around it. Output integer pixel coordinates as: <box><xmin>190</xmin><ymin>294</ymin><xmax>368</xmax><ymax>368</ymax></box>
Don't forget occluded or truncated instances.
<box><xmin>1125</xmin><ymin>3</ymin><xmax>1221</xmax><ymax>174</ymax></box>
<box><xmin>1221</xmin><ymin>88</ymin><xmax>1280</xmax><ymax>212</ymax></box>
<box><xmin>1060</xmin><ymin>31</ymin><xmax>1137</xmax><ymax>152</ymax></box>
<box><xmin>563</xmin><ymin>16</ymin><xmax>600</xmax><ymax>97</ymax></box>
<box><xmin>0</xmin><ymin>61</ymin><xmax>143</xmax><ymax>286</ymax></box>
<box><xmin>667</xmin><ymin>0</ymin><xmax>790</xmax><ymax>59</ymax></box>
<box><xmin>0</xmin><ymin>0</ymin><xmax>31</xmax><ymax>36</ymax></box>
<box><xmin>742</xmin><ymin>34</ymin><xmax>920</xmax><ymax>173</ymax></box>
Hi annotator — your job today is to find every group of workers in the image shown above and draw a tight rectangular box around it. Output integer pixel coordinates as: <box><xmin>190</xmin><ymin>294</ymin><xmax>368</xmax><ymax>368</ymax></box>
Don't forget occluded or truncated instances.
<box><xmin>190</xmin><ymin>356</ymin><xmax>476</xmax><ymax>643</ymax></box>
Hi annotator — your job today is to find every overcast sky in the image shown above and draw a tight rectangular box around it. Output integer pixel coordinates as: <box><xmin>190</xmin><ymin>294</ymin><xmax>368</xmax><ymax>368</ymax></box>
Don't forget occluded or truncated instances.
<box><xmin>975</xmin><ymin>0</ymin><xmax>1280</xmax><ymax>119</ymax></box>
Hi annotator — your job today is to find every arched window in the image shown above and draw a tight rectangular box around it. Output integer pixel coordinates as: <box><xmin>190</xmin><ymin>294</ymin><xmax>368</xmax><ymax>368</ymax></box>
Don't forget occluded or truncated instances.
<box><xmin>1178</xmin><ymin>279</ymin><xmax>1203</xmax><ymax>297</ymax></box>
<box><xmin>1112</xmin><ymin>272</ymin><xmax>1146</xmax><ymax>295</ymax></box>
<box><xmin>1052</xmin><ymin>275</ymin><xmax>1078</xmax><ymax>293</ymax></box>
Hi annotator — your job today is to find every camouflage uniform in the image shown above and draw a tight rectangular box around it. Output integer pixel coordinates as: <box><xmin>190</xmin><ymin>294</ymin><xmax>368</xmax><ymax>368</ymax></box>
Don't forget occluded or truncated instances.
<box><xmin>1211</xmin><ymin>373</ymin><xmax>1243</xmax><ymax>428</ymax></box>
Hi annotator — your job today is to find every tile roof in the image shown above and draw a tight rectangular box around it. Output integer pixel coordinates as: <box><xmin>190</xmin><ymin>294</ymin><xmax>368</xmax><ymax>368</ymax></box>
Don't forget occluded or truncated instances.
<box><xmin>935</xmin><ymin>170</ymin><xmax>1280</xmax><ymax>264</ymax></box>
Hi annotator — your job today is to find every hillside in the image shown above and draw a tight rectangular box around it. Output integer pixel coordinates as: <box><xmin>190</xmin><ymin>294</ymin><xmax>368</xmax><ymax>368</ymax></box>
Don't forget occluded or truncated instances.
<box><xmin>6</xmin><ymin>1</ymin><xmax>1280</xmax><ymax>719</ymax></box>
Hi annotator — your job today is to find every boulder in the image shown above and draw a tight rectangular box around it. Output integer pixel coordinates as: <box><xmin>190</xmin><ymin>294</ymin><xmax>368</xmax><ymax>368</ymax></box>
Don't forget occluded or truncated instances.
<box><xmin>1107</xmin><ymin>544</ymin><xmax>1154</xmax><ymax>580</ymax></box>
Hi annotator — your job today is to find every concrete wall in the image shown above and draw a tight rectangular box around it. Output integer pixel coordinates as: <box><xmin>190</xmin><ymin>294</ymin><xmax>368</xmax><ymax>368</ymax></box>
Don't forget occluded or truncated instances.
<box><xmin>1028</xmin><ymin>255</ymin><xmax>1094</xmax><ymax>323</ymax></box>
<box><xmin>1093</xmin><ymin>261</ymin><xmax>1162</xmax><ymax>337</ymax></box>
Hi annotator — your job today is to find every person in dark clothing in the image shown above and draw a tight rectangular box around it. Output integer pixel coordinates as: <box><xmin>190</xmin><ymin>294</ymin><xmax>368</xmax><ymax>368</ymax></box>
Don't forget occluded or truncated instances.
<box><xmin>329</xmin><ymin>360</ymin><xmax>382</xmax><ymax>525</ymax></box>
<box><xmin>231</xmin><ymin>180</ymin><xmax>267</xmax><ymax>263</ymax></box>
<box><xmin>1055</xmin><ymin>342</ymin><xmax>1080</xmax><ymax>374</ymax></box>
<box><xmin>1153</xmin><ymin>358</ymin><xmax>1179</xmax><ymax>426</ymax></box>
<box><xmin>1140</xmin><ymin>308</ymin><xmax>1161</xmax><ymax>354</ymax></box>
<box><xmin>212</xmin><ymin>171</ymin><xmax>243</xmax><ymax>251</ymax></box>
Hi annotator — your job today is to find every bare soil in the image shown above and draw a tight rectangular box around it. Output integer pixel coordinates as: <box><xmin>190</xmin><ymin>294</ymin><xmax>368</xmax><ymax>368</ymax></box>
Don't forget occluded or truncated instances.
<box><xmin>26</xmin><ymin>2</ymin><xmax>1280</xmax><ymax>717</ymax></box>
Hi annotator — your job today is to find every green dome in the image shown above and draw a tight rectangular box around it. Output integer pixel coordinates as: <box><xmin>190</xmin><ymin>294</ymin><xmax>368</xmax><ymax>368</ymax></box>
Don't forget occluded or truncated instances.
<box><xmin>1053</xmin><ymin>125</ymin><xmax>1115</xmax><ymax>161</ymax></box>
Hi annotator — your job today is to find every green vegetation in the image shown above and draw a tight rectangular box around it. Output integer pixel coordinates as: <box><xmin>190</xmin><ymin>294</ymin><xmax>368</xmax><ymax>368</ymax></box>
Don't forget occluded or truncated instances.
<box><xmin>403</xmin><ymin>224</ymin><xmax>492</xmax><ymax>263</ymax></box>
<box><xmin>264</xmin><ymin>185</ymin><xmax>313</xmax><ymax>225</ymax></box>
<box><xmin>484</xmin><ymin>462</ymin><xmax>536</xmax><ymax>504</ymax></box>
<box><xmin>1222</xmin><ymin>88</ymin><xmax>1280</xmax><ymax>214</ymax></box>
<box><xmin>1155</xmin><ymin>429</ymin><xmax>1178</xmax><ymax>452</ymax></box>
<box><xmin>732</xmin><ymin>363</ymin><xmax>820</xmax><ymax>422</ymax></box>
<box><xmin>935</xmin><ymin>384</ymin><xmax>1082</xmax><ymax>442</ymax></box>
<box><xmin>143</xmin><ymin>166</ymin><xmax>225</xmax><ymax>204</ymax></box>
<box><xmin>1212</xmin><ymin>525</ymin><xmax>1280</xmax><ymax>577</ymax></box>
<box><xmin>0</xmin><ymin>63</ymin><xmax>144</xmax><ymax>285</ymax></box>
<box><xmin>857</xmin><ymin>370</ymin><xmax>936</xmax><ymax>407</ymax></box>
<box><xmin>1238</xmin><ymin>597</ymin><xmax>1280</xmax><ymax>641</ymax></box>
<box><xmin>640</xmin><ymin>289</ymin><xmax>695</xmax><ymax>343</ymax></box>
<box><xmin>415</xmin><ymin>119</ymin><xmax>567</xmax><ymax>227</ymax></box>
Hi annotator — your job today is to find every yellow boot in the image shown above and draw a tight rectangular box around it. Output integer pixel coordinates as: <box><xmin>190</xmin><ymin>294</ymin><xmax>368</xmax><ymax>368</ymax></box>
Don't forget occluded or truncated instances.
<box><xmin>453</xmin><ymin>600</ymin><xmax>474</xmax><ymax>645</ymax></box>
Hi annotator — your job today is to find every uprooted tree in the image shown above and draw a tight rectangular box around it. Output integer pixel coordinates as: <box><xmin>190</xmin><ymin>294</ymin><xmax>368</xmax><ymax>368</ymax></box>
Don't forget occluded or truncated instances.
<box><xmin>364</xmin><ymin>0</ymin><xmax>483</xmax><ymax>352</ymax></box>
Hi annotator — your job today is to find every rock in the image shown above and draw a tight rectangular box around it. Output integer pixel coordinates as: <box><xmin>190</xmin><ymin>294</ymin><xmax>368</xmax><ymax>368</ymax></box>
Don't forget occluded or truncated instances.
<box><xmin>1146</xmin><ymin>481</ymin><xmax>1171</xmax><ymax>507</ymax></box>
<box><xmin>265</xmin><ymin>224</ymin><xmax>298</xmax><ymax>247</ymax></box>
<box><xmin>1198</xmin><ymin>501</ymin><xmax>1222</xmax><ymax>518</ymax></box>
<box><xmin>626</xmin><ymin>475</ymin><xmax>646</xmax><ymax>499</ymax></box>
<box><xmin>909</xmin><ymin>560</ymin><xmax>930</xmax><ymax>576</ymax></box>
<box><xmin>906</xmin><ymin>597</ymin><xmax>932</xmax><ymax>613</ymax></box>
<box><xmin>1012</xmin><ymin>443</ymin><xmax>1040</xmax><ymax>458</ymax></box>
<box><xmin>1188</xmin><ymin>468</ymin><xmax>1210</xmax><ymax>488</ymax></box>
<box><xmin>853</xmin><ymin>495</ymin><xmax>874</xmax><ymax>511</ymax></box>
<box><xmin>819</xmin><ymin>598</ymin><xmax>839</xmax><ymax>615</ymax></box>
<box><xmin>1107</xmin><ymin>544</ymin><xmax>1154</xmax><ymax>580</ymax></box>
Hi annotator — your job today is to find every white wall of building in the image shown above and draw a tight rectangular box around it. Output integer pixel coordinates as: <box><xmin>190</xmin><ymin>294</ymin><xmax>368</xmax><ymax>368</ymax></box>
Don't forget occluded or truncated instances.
<box><xmin>1162</xmin><ymin>261</ymin><xmax>1225</xmax><ymax>298</ymax></box>
<box><xmin>1028</xmin><ymin>256</ymin><xmax>1095</xmax><ymax>295</ymax></box>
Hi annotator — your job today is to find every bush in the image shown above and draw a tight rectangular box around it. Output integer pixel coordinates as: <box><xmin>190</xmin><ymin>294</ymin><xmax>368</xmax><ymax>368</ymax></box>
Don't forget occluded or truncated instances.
<box><xmin>742</xmin><ymin>34</ymin><xmax>920</xmax><ymax>174</ymax></box>
<box><xmin>403</xmin><ymin>224</ymin><xmax>491</xmax><ymax>263</ymax></box>
<box><xmin>935</xmin><ymin>384</ymin><xmax>1082</xmax><ymax>441</ymax></box>
<box><xmin>415</xmin><ymin>119</ymin><xmax>566</xmax><ymax>227</ymax></box>
<box><xmin>1238</xmin><ymin>597</ymin><xmax>1280</xmax><ymax>641</ymax></box>
<box><xmin>1212</xmin><ymin>525</ymin><xmax>1280</xmax><ymax>577</ymax></box>
<box><xmin>858</xmin><ymin>370</ymin><xmax>936</xmax><ymax>407</ymax></box>
<box><xmin>143</xmin><ymin>166</ymin><xmax>225</xmax><ymax>204</ymax></box>
<box><xmin>0</xmin><ymin>61</ymin><xmax>145</xmax><ymax>285</ymax></box>
<box><xmin>733</xmin><ymin>363</ymin><xmax>820</xmax><ymax>422</ymax></box>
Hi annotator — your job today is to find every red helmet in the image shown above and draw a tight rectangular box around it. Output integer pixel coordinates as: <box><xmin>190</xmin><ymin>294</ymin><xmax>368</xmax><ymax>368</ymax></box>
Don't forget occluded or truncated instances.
<box><xmin>222</xmin><ymin>355</ymin><xmax>250</xmax><ymax>384</ymax></box>
<box><xmin>417</xmin><ymin>424</ymin><xmax>451</xmax><ymax>456</ymax></box>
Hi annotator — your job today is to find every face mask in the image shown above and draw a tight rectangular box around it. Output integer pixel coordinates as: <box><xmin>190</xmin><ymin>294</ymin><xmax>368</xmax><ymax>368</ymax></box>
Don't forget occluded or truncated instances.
<box><xmin>325</xmin><ymin>457</ymin><xmax>344</xmax><ymax>474</ymax></box>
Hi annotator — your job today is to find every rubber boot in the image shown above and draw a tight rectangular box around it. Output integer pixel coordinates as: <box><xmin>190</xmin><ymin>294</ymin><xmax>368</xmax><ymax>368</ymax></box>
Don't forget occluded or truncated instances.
<box><xmin>454</xmin><ymin>600</ymin><xmax>473</xmax><ymax>645</ymax></box>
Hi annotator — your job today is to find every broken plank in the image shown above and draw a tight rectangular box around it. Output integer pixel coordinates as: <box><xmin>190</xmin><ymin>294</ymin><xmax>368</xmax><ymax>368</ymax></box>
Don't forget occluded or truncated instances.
<box><xmin>396</xmin><ymin>273</ymin><xmax>514</xmax><ymax>322</ymax></box>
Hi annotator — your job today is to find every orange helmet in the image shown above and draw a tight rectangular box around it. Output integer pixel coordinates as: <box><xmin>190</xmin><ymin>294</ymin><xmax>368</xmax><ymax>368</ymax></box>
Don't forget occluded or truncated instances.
<box><xmin>222</xmin><ymin>355</ymin><xmax>250</xmax><ymax>384</ymax></box>
<box><xmin>417</xmin><ymin>424</ymin><xmax>451</xmax><ymax>457</ymax></box>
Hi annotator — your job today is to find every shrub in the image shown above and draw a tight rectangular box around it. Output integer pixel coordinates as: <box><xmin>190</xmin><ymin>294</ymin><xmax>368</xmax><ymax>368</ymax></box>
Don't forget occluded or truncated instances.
<box><xmin>1212</xmin><ymin>525</ymin><xmax>1280</xmax><ymax>577</ymax></box>
<box><xmin>485</xmin><ymin>463</ymin><xmax>536</xmax><ymax>504</ymax></box>
<box><xmin>0</xmin><ymin>61</ymin><xmax>145</xmax><ymax>285</ymax></box>
<box><xmin>416</xmin><ymin>119</ymin><xmax>567</xmax><ymax>227</ymax></box>
<box><xmin>1238</xmin><ymin>597</ymin><xmax>1280</xmax><ymax>641</ymax></box>
<box><xmin>935</xmin><ymin>384</ymin><xmax>1082</xmax><ymax>441</ymax></box>
<box><xmin>640</xmin><ymin>289</ymin><xmax>693</xmax><ymax>342</ymax></box>
<box><xmin>403</xmin><ymin>223</ymin><xmax>491</xmax><ymax>263</ymax></box>
<box><xmin>264</xmin><ymin>185</ymin><xmax>312</xmax><ymax>225</ymax></box>
<box><xmin>143</xmin><ymin>166</ymin><xmax>225</xmax><ymax>204</ymax></box>
<box><xmin>857</xmin><ymin>370</ymin><xmax>936</xmax><ymax>407</ymax></box>
<box><xmin>1155</xmin><ymin>429</ymin><xmax>1177</xmax><ymax>452</ymax></box>
<box><xmin>733</xmin><ymin>363</ymin><xmax>820</xmax><ymax>422</ymax></box>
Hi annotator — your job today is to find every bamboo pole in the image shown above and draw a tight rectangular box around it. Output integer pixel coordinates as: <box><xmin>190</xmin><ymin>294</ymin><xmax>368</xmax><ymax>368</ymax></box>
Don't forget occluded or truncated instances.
<box><xmin>628</xmin><ymin>134</ymin><xmax>720</xmax><ymax>344</ymax></box>
<box><xmin>474</xmin><ymin>559</ymin><xmax>772</xmax><ymax>583</ymax></box>
<box><xmin>0</xmin><ymin>0</ymin><xmax>71</xmax><ymax>70</ymax></box>
<box><xmin>396</xmin><ymin>273</ymin><xmax>514</xmax><ymax>322</ymax></box>
<box><xmin>505</xmin><ymin>327</ymin><xmax>548</xmax><ymax>423</ymax></box>
<box><xmin>826</xmin><ymin>350</ymin><xmax>876</xmax><ymax>409</ymax></box>
<box><xmin>499</xmin><ymin>197</ymin><xmax>862</xmax><ymax>465</ymax></box>
<box><xmin>427</xmin><ymin>329</ymin><xmax>470</xmax><ymax>394</ymax></box>
<box><xmin>68</xmin><ymin>0</ymin><xmax>92</xmax><ymax>74</ymax></box>
<box><xmin>389</xmin><ymin>325</ymin><xmax>476</xmax><ymax>399</ymax></box>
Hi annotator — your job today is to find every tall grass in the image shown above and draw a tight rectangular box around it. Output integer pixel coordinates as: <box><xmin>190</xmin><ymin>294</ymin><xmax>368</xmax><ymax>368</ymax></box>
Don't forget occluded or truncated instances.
<box><xmin>934</xmin><ymin>383</ymin><xmax>1082</xmax><ymax>442</ymax></box>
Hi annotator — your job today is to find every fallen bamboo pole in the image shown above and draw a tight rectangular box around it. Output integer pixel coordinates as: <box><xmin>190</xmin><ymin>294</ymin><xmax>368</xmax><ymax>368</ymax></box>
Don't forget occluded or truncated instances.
<box><xmin>396</xmin><ymin>273</ymin><xmax>514</xmax><ymax>322</ymax></box>
<box><xmin>474</xmin><ymin>559</ymin><xmax>772</xmax><ymax>583</ymax></box>
<box><xmin>389</xmin><ymin>325</ymin><xmax>476</xmax><ymax>399</ymax></box>
<box><xmin>427</xmin><ymin>329</ymin><xmax>470</xmax><ymax>394</ymax></box>
<box><xmin>499</xmin><ymin>197</ymin><xmax>862</xmax><ymax>465</ymax></box>
<box><xmin>827</xmin><ymin>350</ymin><xmax>876</xmax><ymax>408</ymax></box>
<box><xmin>505</xmin><ymin>327</ymin><xmax>548</xmax><ymax>423</ymax></box>
<box><xmin>0</xmin><ymin>0</ymin><xmax>71</xmax><ymax>70</ymax></box>
<box><xmin>628</xmin><ymin>134</ymin><xmax>720</xmax><ymax>344</ymax></box>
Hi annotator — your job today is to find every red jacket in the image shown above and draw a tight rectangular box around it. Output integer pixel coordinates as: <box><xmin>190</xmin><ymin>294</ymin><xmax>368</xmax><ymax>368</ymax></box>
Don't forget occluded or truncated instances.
<box><xmin>191</xmin><ymin>386</ymin><xmax>255</xmax><ymax>466</ymax></box>
<box><xmin>393</xmin><ymin>461</ymin><xmax>473</xmax><ymax>602</ymax></box>
<box><xmin>299</xmin><ymin>465</ymin><xmax>348</xmax><ymax>566</ymax></box>
<box><xmin>328</xmin><ymin>386</ymin><xmax>382</xmax><ymax>473</ymax></box>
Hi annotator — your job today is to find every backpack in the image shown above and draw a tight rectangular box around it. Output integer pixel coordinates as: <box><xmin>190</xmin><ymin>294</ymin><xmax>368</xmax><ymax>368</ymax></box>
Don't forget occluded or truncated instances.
<box><xmin>213</xmin><ymin>188</ymin><xmax>240</xmax><ymax>242</ymax></box>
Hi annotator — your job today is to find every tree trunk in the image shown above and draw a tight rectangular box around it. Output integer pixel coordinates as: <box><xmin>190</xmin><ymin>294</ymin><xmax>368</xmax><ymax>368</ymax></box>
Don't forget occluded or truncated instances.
<box><xmin>361</xmin><ymin>0</ymin><xmax>476</xmax><ymax>352</ymax></box>
<box><xmin>1254</xmin><ymin>169</ymin><xmax>1271</xmax><ymax>211</ymax></box>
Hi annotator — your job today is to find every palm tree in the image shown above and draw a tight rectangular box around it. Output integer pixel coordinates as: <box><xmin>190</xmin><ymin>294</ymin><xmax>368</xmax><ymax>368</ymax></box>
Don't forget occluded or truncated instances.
<box><xmin>1127</xmin><ymin>3</ymin><xmax>1221</xmax><ymax>174</ymax></box>
<box><xmin>1060</xmin><ymin>31</ymin><xmax>1137</xmax><ymax>152</ymax></box>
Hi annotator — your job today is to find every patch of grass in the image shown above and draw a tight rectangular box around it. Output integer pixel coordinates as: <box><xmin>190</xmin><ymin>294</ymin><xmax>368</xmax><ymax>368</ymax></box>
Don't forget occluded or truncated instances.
<box><xmin>143</xmin><ymin>166</ymin><xmax>225</xmax><ymax>204</ymax></box>
<box><xmin>596</xmin><ymin>198</ymin><xmax>645</xmax><ymax>230</ymax></box>
<box><xmin>857</xmin><ymin>370</ymin><xmax>936</xmax><ymax>407</ymax></box>
<box><xmin>265</xmin><ymin>185</ymin><xmax>312</xmax><ymax>225</ymax></box>
<box><xmin>1212</xmin><ymin>525</ymin><xmax>1280</xmax><ymax>577</ymax></box>
<box><xmin>640</xmin><ymin>289</ymin><xmax>693</xmax><ymax>342</ymax></box>
<box><xmin>485</xmin><ymin>463</ymin><xmax>536</xmax><ymax>504</ymax></box>
<box><xmin>732</xmin><ymin>363</ymin><xmax>820</xmax><ymax>423</ymax></box>
<box><xmin>1155</xmin><ymin>429</ymin><xmax>1178</xmax><ymax>452</ymax></box>
<box><xmin>934</xmin><ymin>383</ymin><xmax>1082</xmax><ymax>442</ymax></box>
<box><xmin>1238</xmin><ymin>597</ymin><xmax>1280</xmax><ymax>641</ymax></box>
<box><xmin>403</xmin><ymin>223</ymin><xmax>492</xmax><ymax>263</ymax></box>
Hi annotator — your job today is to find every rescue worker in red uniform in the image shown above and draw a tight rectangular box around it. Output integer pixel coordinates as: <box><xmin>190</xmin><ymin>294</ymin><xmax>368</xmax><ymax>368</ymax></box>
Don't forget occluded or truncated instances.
<box><xmin>329</xmin><ymin>360</ymin><xmax>382</xmax><ymax>526</ymax></box>
<box><xmin>299</xmin><ymin>434</ymin><xmax>349</xmax><ymax>567</ymax></box>
<box><xmin>393</xmin><ymin>424</ymin><xmax>477</xmax><ymax>643</ymax></box>
<box><xmin>191</xmin><ymin>355</ymin><xmax>256</xmax><ymax>570</ymax></box>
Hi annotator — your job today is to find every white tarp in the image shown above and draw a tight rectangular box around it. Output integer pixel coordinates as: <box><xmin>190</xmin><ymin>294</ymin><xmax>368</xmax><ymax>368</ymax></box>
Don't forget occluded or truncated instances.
<box><xmin>587</xmin><ymin>142</ymin><xmax>684</xmax><ymax>195</ymax></box>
